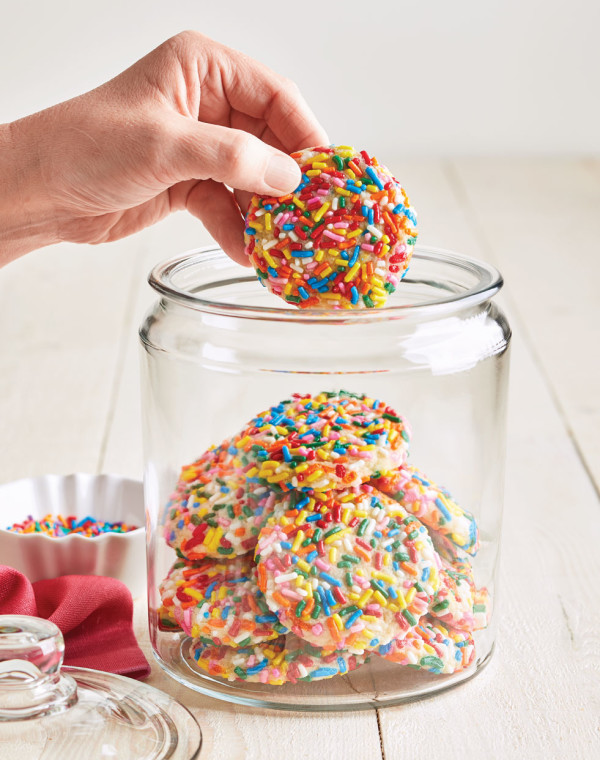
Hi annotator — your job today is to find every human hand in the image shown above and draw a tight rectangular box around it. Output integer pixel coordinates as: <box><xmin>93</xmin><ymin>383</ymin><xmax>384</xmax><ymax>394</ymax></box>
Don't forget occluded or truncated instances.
<box><xmin>0</xmin><ymin>31</ymin><xmax>328</xmax><ymax>264</ymax></box>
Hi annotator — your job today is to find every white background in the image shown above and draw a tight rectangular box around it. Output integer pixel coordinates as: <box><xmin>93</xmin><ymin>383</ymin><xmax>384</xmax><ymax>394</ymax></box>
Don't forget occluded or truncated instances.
<box><xmin>1</xmin><ymin>0</ymin><xmax>598</xmax><ymax>158</ymax></box>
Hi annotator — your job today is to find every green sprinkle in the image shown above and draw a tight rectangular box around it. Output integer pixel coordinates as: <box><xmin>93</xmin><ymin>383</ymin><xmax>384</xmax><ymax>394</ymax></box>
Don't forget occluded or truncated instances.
<box><xmin>190</xmin><ymin>514</ymin><xmax>202</xmax><ymax>526</ymax></box>
<box><xmin>473</xmin><ymin>604</ymin><xmax>487</xmax><ymax>613</ymax></box>
<box><xmin>237</xmin><ymin>636</ymin><xmax>251</xmax><ymax>647</ymax></box>
<box><xmin>401</xmin><ymin>430</ymin><xmax>410</xmax><ymax>442</ymax></box>
<box><xmin>295</xmin><ymin>600</ymin><xmax>306</xmax><ymax>617</ymax></box>
<box><xmin>383</xmin><ymin>413</ymin><xmax>401</xmax><ymax>423</ymax></box>
<box><xmin>313</xmin><ymin>528</ymin><xmax>323</xmax><ymax>542</ymax></box>
<box><xmin>217</xmin><ymin>546</ymin><xmax>234</xmax><ymax>555</ymax></box>
<box><xmin>402</xmin><ymin>609</ymin><xmax>417</xmax><ymax>626</ymax></box>
<box><xmin>345</xmin><ymin>572</ymin><xmax>354</xmax><ymax>587</ymax></box>
<box><xmin>286</xmin><ymin>295</ymin><xmax>301</xmax><ymax>304</ymax></box>
<box><xmin>420</xmin><ymin>655</ymin><xmax>444</xmax><ymax>670</ymax></box>
<box><xmin>333</xmin><ymin>154</ymin><xmax>344</xmax><ymax>170</ymax></box>
<box><xmin>311</xmin><ymin>604</ymin><xmax>322</xmax><ymax>619</ymax></box>
<box><xmin>357</xmin><ymin>519</ymin><xmax>369</xmax><ymax>537</ymax></box>
<box><xmin>342</xmin><ymin>554</ymin><xmax>360</xmax><ymax>564</ymax></box>
<box><xmin>324</xmin><ymin>526</ymin><xmax>342</xmax><ymax>539</ymax></box>
<box><xmin>234</xmin><ymin>667</ymin><xmax>248</xmax><ymax>679</ymax></box>
<box><xmin>433</xmin><ymin>600</ymin><xmax>450</xmax><ymax>612</ymax></box>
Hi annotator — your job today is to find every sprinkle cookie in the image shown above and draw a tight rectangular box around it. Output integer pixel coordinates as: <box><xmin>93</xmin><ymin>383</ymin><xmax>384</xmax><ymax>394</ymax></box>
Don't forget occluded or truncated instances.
<box><xmin>371</xmin><ymin>466</ymin><xmax>479</xmax><ymax>555</ymax></box>
<box><xmin>377</xmin><ymin>616</ymin><xmax>475</xmax><ymax>674</ymax></box>
<box><xmin>429</xmin><ymin>560</ymin><xmax>476</xmax><ymax>632</ymax></box>
<box><xmin>189</xmin><ymin>635</ymin><xmax>368</xmax><ymax>684</ymax></box>
<box><xmin>163</xmin><ymin>438</ymin><xmax>278</xmax><ymax>559</ymax></box>
<box><xmin>255</xmin><ymin>485</ymin><xmax>441</xmax><ymax>653</ymax></box>
<box><xmin>158</xmin><ymin>556</ymin><xmax>287</xmax><ymax>647</ymax></box>
<box><xmin>244</xmin><ymin>145</ymin><xmax>417</xmax><ymax>309</ymax></box>
<box><xmin>245</xmin><ymin>391</ymin><xmax>410</xmax><ymax>493</ymax></box>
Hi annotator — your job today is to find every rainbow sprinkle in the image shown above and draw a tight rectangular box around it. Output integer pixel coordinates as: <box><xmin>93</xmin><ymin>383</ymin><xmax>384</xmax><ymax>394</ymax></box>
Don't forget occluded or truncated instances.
<box><xmin>6</xmin><ymin>514</ymin><xmax>138</xmax><ymax>537</ymax></box>
<box><xmin>244</xmin><ymin>145</ymin><xmax>417</xmax><ymax>309</ymax></box>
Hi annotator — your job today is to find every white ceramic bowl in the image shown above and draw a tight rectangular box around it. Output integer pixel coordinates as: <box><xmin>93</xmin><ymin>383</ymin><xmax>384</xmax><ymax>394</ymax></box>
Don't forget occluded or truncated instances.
<box><xmin>0</xmin><ymin>474</ymin><xmax>146</xmax><ymax>597</ymax></box>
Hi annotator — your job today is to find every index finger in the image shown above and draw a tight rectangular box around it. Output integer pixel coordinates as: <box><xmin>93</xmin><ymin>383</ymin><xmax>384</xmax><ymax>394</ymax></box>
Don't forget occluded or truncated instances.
<box><xmin>197</xmin><ymin>33</ymin><xmax>329</xmax><ymax>152</ymax></box>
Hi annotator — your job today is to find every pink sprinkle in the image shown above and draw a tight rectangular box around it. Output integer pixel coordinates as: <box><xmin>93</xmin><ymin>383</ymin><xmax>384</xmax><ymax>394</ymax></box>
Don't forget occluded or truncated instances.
<box><xmin>280</xmin><ymin>587</ymin><xmax>303</xmax><ymax>601</ymax></box>
<box><xmin>315</xmin><ymin>558</ymin><xmax>330</xmax><ymax>572</ymax></box>
<box><xmin>313</xmin><ymin>623</ymin><xmax>324</xmax><ymax>635</ymax></box>
<box><xmin>334</xmin><ymin>222</ymin><xmax>349</xmax><ymax>229</ymax></box>
<box><xmin>361</xmin><ymin>243</ymin><xmax>375</xmax><ymax>252</ymax></box>
<box><xmin>260</xmin><ymin>669</ymin><xmax>269</xmax><ymax>683</ymax></box>
<box><xmin>323</xmin><ymin>230</ymin><xmax>344</xmax><ymax>243</ymax></box>
<box><xmin>330</xmin><ymin>177</ymin><xmax>345</xmax><ymax>187</ymax></box>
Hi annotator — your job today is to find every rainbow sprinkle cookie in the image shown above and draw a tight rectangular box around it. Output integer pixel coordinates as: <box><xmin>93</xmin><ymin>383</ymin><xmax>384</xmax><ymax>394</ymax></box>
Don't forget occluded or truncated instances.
<box><xmin>255</xmin><ymin>485</ymin><xmax>441</xmax><ymax>653</ymax></box>
<box><xmin>245</xmin><ymin>391</ymin><xmax>411</xmax><ymax>493</ymax></box>
<box><xmin>429</xmin><ymin>560</ymin><xmax>476</xmax><ymax>632</ymax></box>
<box><xmin>189</xmin><ymin>635</ymin><xmax>368</xmax><ymax>684</ymax></box>
<box><xmin>244</xmin><ymin>145</ymin><xmax>417</xmax><ymax>309</ymax></box>
<box><xmin>158</xmin><ymin>556</ymin><xmax>287</xmax><ymax>647</ymax></box>
<box><xmin>163</xmin><ymin>438</ymin><xmax>278</xmax><ymax>559</ymax></box>
<box><xmin>377</xmin><ymin>616</ymin><xmax>475</xmax><ymax>674</ymax></box>
<box><xmin>371</xmin><ymin>466</ymin><xmax>479</xmax><ymax>555</ymax></box>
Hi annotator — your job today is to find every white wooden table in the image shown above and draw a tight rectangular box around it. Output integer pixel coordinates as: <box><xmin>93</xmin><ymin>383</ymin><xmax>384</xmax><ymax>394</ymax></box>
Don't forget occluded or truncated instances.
<box><xmin>1</xmin><ymin>158</ymin><xmax>599</xmax><ymax>759</ymax></box>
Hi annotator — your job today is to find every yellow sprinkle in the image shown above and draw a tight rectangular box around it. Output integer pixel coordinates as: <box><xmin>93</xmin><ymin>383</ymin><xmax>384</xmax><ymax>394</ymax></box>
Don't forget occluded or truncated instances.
<box><xmin>305</xmin><ymin>582</ymin><xmax>313</xmax><ymax>598</ymax></box>
<box><xmin>238</xmin><ymin>436</ymin><xmax>251</xmax><ymax>447</ymax></box>
<box><xmin>295</xmin><ymin>574</ymin><xmax>304</xmax><ymax>588</ymax></box>
<box><xmin>383</xmin><ymin>553</ymin><xmax>391</xmax><ymax>566</ymax></box>
<box><xmin>313</xmin><ymin>201</ymin><xmax>330</xmax><ymax>223</ymax></box>
<box><xmin>366</xmin><ymin>184</ymin><xmax>378</xmax><ymax>192</ymax></box>
<box><xmin>283</xmin><ymin>247</ymin><xmax>292</xmax><ymax>260</ymax></box>
<box><xmin>341</xmin><ymin>507</ymin><xmax>352</xmax><ymax>524</ymax></box>
<box><xmin>313</xmin><ymin>492</ymin><xmax>327</xmax><ymax>502</ymax></box>
<box><xmin>284</xmin><ymin>282</ymin><xmax>293</xmax><ymax>296</ymax></box>
<box><xmin>347</xmin><ymin>229</ymin><xmax>362</xmax><ymax>239</ymax></box>
<box><xmin>306</xmin><ymin>169</ymin><xmax>322</xmax><ymax>177</ymax></box>
<box><xmin>295</xmin><ymin>510</ymin><xmax>307</xmax><ymax>526</ymax></box>
<box><xmin>334</xmin><ymin>259</ymin><xmax>348</xmax><ymax>267</ymax></box>
<box><xmin>265</xmin><ymin>213</ymin><xmax>272</xmax><ymax>231</ymax></box>
<box><xmin>335</xmin><ymin>187</ymin><xmax>351</xmax><ymax>196</ymax></box>
<box><xmin>405</xmin><ymin>587</ymin><xmax>416</xmax><ymax>604</ymax></box>
<box><xmin>294</xmin><ymin>463</ymin><xmax>308</xmax><ymax>474</ymax></box>
<box><xmin>372</xmin><ymin>287</ymin><xmax>387</xmax><ymax>298</ymax></box>
<box><xmin>374</xmin><ymin>572</ymin><xmax>396</xmax><ymax>584</ymax></box>
<box><xmin>312</xmin><ymin>161</ymin><xmax>328</xmax><ymax>169</ymax></box>
<box><xmin>344</xmin><ymin>263</ymin><xmax>360</xmax><ymax>282</ymax></box>
<box><xmin>325</xmin><ymin>528</ymin><xmax>350</xmax><ymax>545</ymax></box>
<box><xmin>296</xmin><ymin>559</ymin><xmax>311</xmax><ymax>573</ymax></box>
<box><xmin>320</xmin><ymin>266</ymin><xmax>333</xmax><ymax>278</ymax></box>
<box><xmin>315</xmin><ymin>249</ymin><xmax>325</xmax><ymax>262</ymax></box>
<box><xmin>381</xmin><ymin>244</ymin><xmax>390</xmax><ymax>256</ymax></box>
<box><xmin>263</xmin><ymin>251</ymin><xmax>276</xmax><ymax>268</ymax></box>
<box><xmin>373</xmin><ymin>591</ymin><xmax>388</xmax><ymax>607</ymax></box>
<box><xmin>183</xmin><ymin>587</ymin><xmax>204</xmax><ymax>601</ymax></box>
<box><xmin>329</xmin><ymin>547</ymin><xmax>337</xmax><ymax>563</ymax></box>
<box><xmin>306</xmin><ymin>469</ymin><xmax>325</xmax><ymax>483</ymax></box>
<box><xmin>293</xmin><ymin>197</ymin><xmax>306</xmax><ymax>210</ymax></box>
<box><xmin>245</xmin><ymin>467</ymin><xmax>258</xmax><ymax>478</ymax></box>
<box><xmin>218</xmin><ymin>585</ymin><xmax>228</xmax><ymax>600</ymax></box>
<box><xmin>267</xmin><ymin>472</ymin><xmax>290</xmax><ymax>483</ymax></box>
<box><xmin>423</xmin><ymin>643</ymin><xmax>436</xmax><ymax>655</ymax></box>
<box><xmin>292</xmin><ymin>530</ymin><xmax>305</xmax><ymax>552</ymax></box>
<box><xmin>340</xmin><ymin>493</ymin><xmax>356</xmax><ymax>503</ymax></box>
<box><xmin>357</xmin><ymin>589</ymin><xmax>374</xmax><ymax>608</ymax></box>
<box><xmin>332</xmin><ymin>614</ymin><xmax>344</xmax><ymax>631</ymax></box>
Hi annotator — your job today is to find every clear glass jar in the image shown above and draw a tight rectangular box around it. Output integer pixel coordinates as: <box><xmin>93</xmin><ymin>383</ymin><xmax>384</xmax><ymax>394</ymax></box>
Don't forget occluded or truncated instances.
<box><xmin>140</xmin><ymin>245</ymin><xmax>510</xmax><ymax>711</ymax></box>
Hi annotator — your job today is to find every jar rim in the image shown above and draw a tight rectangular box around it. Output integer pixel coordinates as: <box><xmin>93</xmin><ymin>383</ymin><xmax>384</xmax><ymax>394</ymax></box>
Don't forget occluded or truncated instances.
<box><xmin>148</xmin><ymin>245</ymin><xmax>503</xmax><ymax>322</ymax></box>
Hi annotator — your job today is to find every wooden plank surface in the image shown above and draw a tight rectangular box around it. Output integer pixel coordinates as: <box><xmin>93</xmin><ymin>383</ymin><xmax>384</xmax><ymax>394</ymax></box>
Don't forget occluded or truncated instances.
<box><xmin>1</xmin><ymin>159</ymin><xmax>599</xmax><ymax>759</ymax></box>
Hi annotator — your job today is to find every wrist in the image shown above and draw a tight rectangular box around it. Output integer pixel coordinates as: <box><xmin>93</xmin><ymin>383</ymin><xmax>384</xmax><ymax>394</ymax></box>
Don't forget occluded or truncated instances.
<box><xmin>0</xmin><ymin>116</ymin><xmax>59</xmax><ymax>264</ymax></box>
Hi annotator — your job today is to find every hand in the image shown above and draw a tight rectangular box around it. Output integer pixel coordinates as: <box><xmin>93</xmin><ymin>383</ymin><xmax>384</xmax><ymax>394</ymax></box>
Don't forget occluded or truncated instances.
<box><xmin>0</xmin><ymin>31</ymin><xmax>328</xmax><ymax>265</ymax></box>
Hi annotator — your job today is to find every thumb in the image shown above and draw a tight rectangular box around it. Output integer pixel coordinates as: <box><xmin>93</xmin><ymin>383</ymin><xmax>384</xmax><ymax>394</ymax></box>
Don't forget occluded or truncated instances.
<box><xmin>170</xmin><ymin>118</ymin><xmax>302</xmax><ymax>196</ymax></box>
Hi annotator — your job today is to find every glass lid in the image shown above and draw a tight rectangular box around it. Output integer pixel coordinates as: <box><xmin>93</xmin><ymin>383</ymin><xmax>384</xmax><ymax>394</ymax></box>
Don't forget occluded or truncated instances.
<box><xmin>0</xmin><ymin>615</ymin><xmax>201</xmax><ymax>759</ymax></box>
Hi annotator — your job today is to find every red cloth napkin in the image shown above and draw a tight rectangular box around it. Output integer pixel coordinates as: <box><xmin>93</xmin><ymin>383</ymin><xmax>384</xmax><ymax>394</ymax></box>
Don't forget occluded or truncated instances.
<box><xmin>0</xmin><ymin>565</ymin><xmax>150</xmax><ymax>679</ymax></box>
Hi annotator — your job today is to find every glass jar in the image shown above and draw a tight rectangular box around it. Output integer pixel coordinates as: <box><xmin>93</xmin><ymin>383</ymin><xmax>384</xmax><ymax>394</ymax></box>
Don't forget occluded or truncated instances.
<box><xmin>140</xmin><ymin>245</ymin><xmax>510</xmax><ymax>711</ymax></box>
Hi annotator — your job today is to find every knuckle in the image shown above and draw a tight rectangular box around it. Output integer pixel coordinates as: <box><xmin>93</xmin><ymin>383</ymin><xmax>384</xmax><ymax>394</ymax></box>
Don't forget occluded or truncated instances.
<box><xmin>221</xmin><ymin>132</ymin><xmax>252</xmax><ymax>176</ymax></box>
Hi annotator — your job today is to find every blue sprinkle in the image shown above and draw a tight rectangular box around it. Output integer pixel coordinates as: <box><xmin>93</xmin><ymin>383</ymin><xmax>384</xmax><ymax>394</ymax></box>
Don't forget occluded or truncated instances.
<box><xmin>351</xmin><ymin>286</ymin><xmax>359</xmax><ymax>305</ymax></box>
<box><xmin>282</xmin><ymin>445</ymin><xmax>292</xmax><ymax>463</ymax></box>
<box><xmin>317</xmin><ymin>586</ymin><xmax>331</xmax><ymax>616</ymax></box>
<box><xmin>325</xmin><ymin>588</ymin><xmax>337</xmax><ymax>607</ymax></box>
<box><xmin>267</xmin><ymin>266</ymin><xmax>278</xmax><ymax>278</ymax></box>
<box><xmin>392</xmin><ymin>203</ymin><xmax>406</xmax><ymax>215</ymax></box>
<box><xmin>361</xmin><ymin>205</ymin><xmax>369</xmax><ymax>217</ymax></box>
<box><xmin>388</xmin><ymin>586</ymin><xmax>398</xmax><ymax>599</ymax></box>
<box><xmin>319</xmin><ymin>572</ymin><xmax>342</xmax><ymax>587</ymax></box>
<box><xmin>345</xmin><ymin>609</ymin><xmax>363</xmax><ymax>629</ymax></box>
<box><xmin>306</xmin><ymin>550</ymin><xmax>318</xmax><ymax>562</ymax></box>
<box><xmin>366</xmin><ymin>165</ymin><xmax>384</xmax><ymax>190</ymax></box>
<box><xmin>282</xmin><ymin>224</ymin><xmax>295</xmax><ymax>230</ymax></box>
<box><xmin>368</xmin><ymin>208</ymin><xmax>374</xmax><ymax>225</ymax></box>
<box><xmin>337</xmin><ymin>656</ymin><xmax>348</xmax><ymax>674</ymax></box>
<box><xmin>298</xmin><ymin>286</ymin><xmax>309</xmax><ymax>301</ymax></box>
<box><xmin>297</xmin><ymin>497</ymin><xmax>310</xmax><ymax>509</ymax></box>
<box><xmin>205</xmin><ymin>581</ymin><xmax>218</xmax><ymax>597</ymax></box>
<box><xmin>349</xmin><ymin>246</ymin><xmax>360</xmax><ymax>267</ymax></box>
<box><xmin>256</xmin><ymin>614</ymin><xmax>278</xmax><ymax>624</ymax></box>
<box><xmin>421</xmin><ymin>566</ymin><xmax>431</xmax><ymax>582</ymax></box>
<box><xmin>280</xmin><ymin>541</ymin><xmax>292</xmax><ymax>550</ymax></box>
<box><xmin>246</xmin><ymin>659</ymin><xmax>269</xmax><ymax>675</ymax></box>
<box><xmin>245</xmin><ymin>227</ymin><xmax>256</xmax><ymax>235</ymax></box>
<box><xmin>305</xmin><ymin>514</ymin><xmax>321</xmax><ymax>524</ymax></box>
<box><xmin>220</xmin><ymin>486</ymin><xmax>230</xmax><ymax>494</ymax></box>
<box><xmin>435</xmin><ymin>498</ymin><xmax>452</xmax><ymax>521</ymax></box>
<box><xmin>221</xmin><ymin>606</ymin><xmax>230</xmax><ymax>620</ymax></box>
<box><xmin>310</xmin><ymin>667</ymin><xmax>338</xmax><ymax>678</ymax></box>
<box><xmin>370</xmin><ymin>638</ymin><xmax>380</xmax><ymax>647</ymax></box>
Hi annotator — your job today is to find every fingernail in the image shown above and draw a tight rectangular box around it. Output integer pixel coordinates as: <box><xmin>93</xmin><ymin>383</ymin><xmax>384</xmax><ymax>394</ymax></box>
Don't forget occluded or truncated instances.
<box><xmin>264</xmin><ymin>154</ymin><xmax>301</xmax><ymax>194</ymax></box>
